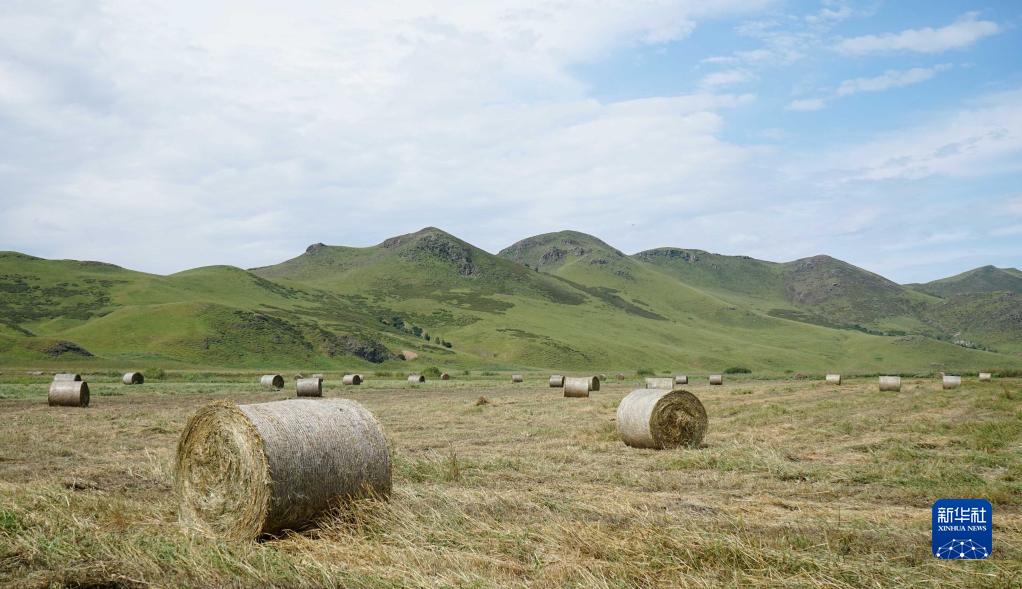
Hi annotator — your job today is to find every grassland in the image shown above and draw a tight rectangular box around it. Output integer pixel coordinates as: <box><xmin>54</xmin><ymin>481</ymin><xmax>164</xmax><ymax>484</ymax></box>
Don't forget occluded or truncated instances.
<box><xmin>1</xmin><ymin>373</ymin><xmax>1019</xmax><ymax>587</ymax></box>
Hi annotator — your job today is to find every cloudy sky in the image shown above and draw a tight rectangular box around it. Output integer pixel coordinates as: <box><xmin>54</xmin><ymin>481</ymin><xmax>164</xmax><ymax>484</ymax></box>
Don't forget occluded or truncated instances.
<box><xmin>1</xmin><ymin>0</ymin><xmax>1020</xmax><ymax>282</ymax></box>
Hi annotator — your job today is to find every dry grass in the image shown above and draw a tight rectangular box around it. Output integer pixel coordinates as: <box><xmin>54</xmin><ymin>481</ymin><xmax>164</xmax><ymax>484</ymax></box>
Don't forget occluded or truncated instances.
<box><xmin>1</xmin><ymin>376</ymin><xmax>1020</xmax><ymax>588</ymax></box>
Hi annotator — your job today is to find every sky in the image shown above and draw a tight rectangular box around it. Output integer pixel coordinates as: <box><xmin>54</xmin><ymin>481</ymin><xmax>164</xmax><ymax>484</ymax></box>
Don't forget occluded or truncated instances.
<box><xmin>1</xmin><ymin>0</ymin><xmax>1020</xmax><ymax>283</ymax></box>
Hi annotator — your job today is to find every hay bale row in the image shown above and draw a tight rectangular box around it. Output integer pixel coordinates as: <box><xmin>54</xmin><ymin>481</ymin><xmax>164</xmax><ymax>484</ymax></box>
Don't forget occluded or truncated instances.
<box><xmin>563</xmin><ymin>376</ymin><xmax>598</xmax><ymax>398</ymax></box>
<box><xmin>674</xmin><ymin>375</ymin><xmax>688</xmax><ymax>385</ymax></box>
<box><xmin>261</xmin><ymin>374</ymin><xmax>285</xmax><ymax>390</ymax></box>
<box><xmin>942</xmin><ymin>375</ymin><xmax>962</xmax><ymax>390</ymax></box>
<box><xmin>342</xmin><ymin>374</ymin><xmax>363</xmax><ymax>385</ymax></box>
<box><xmin>511</xmin><ymin>374</ymin><xmax>523</xmax><ymax>383</ymax></box>
<box><xmin>879</xmin><ymin>376</ymin><xmax>901</xmax><ymax>392</ymax></box>
<box><xmin>617</xmin><ymin>388</ymin><xmax>708</xmax><ymax>449</ymax></box>
<box><xmin>549</xmin><ymin>375</ymin><xmax>565</xmax><ymax>388</ymax></box>
<box><xmin>708</xmin><ymin>374</ymin><xmax>723</xmax><ymax>385</ymax></box>
<box><xmin>175</xmin><ymin>398</ymin><xmax>391</xmax><ymax>540</ymax></box>
<box><xmin>408</xmin><ymin>374</ymin><xmax>425</xmax><ymax>384</ymax></box>
<box><xmin>49</xmin><ymin>380</ymin><xmax>89</xmax><ymax>407</ymax></box>
<box><xmin>296</xmin><ymin>378</ymin><xmax>323</xmax><ymax>397</ymax></box>
<box><xmin>825</xmin><ymin>374</ymin><xmax>841</xmax><ymax>385</ymax></box>
<box><xmin>53</xmin><ymin>373</ymin><xmax>82</xmax><ymax>382</ymax></box>
<box><xmin>122</xmin><ymin>371</ymin><xmax>144</xmax><ymax>385</ymax></box>
<box><xmin>645</xmin><ymin>377</ymin><xmax>674</xmax><ymax>389</ymax></box>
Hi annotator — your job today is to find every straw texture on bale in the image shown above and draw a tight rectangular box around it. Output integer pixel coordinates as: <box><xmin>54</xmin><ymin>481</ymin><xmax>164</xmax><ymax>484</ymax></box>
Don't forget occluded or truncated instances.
<box><xmin>261</xmin><ymin>374</ymin><xmax>285</xmax><ymax>390</ymax></box>
<box><xmin>617</xmin><ymin>373</ymin><xmax>626</xmax><ymax>380</ymax></box>
<box><xmin>175</xmin><ymin>398</ymin><xmax>391</xmax><ymax>541</ymax></box>
<box><xmin>511</xmin><ymin>374</ymin><xmax>523</xmax><ymax>383</ymax></box>
<box><xmin>549</xmin><ymin>375</ymin><xmax>565</xmax><ymax>388</ymax></box>
<box><xmin>878</xmin><ymin>376</ymin><xmax>901</xmax><ymax>392</ymax></box>
<box><xmin>563</xmin><ymin>377</ymin><xmax>592</xmax><ymax>398</ymax></box>
<box><xmin>590</xmin><ymin>376</ymin><xmax>601</xmax><ymax>392</ymax></box>
<box><xmin>48</xmin><ymin>381</ymin><xmax>89</xmax><ymax>407</ymax></box>
<box><xmin>674</xmin><ymin>375</ymin><xmax>688</xmax><ymax>385</ymax></box>
<box><xmin>311</xmin><ymin>373</ymin><xmax>323</xmax><ymax>379</ymax></box>
<box><xmin>616</xmin><ymin>388</ymin><xmax>708</xmax><ymax>449</ymax></box>
<box><xmin>441</xmin><ymin>373</ymin><xmax>450</xmax><ymax>380</ymax></box>
<box><xmin>408</xmin><ymin>374</ymin><xmax>425</xmax><ymax>383</ymax></box>
<box><xmin>942</xmin><ymin>375</ymin><xmax>962</xmax><ymax>390</ymax></box>
<box><xmin>645</xmin><ymin>377</ymin><xmax>675</xmax><ymax>389</ymax></box>
<box><xmin>709</xmin><ymin>374</ymin><xmax>723</xmax><ymax>385</ymax></box>
<box><xmin>342</xmin><ymin>374</ymin><xmax>363</xmax><ymax>385</ymax></box>
<box><xmin>122</xmin><ymin>371</ymin><xmax>144</xmax><ymax>385</ymax></box>
<box><xmin>825</xmin><ymin>374</ymin><xmax>841</xmax><ymax>385</ymax></box>
<box><xmin>979</xmin><ymin>372</ymin><xmax>992</xmax><ymax>382</ymax></box>
<box><xmin>53</xmin><ymin>373</ymin><xmax>82</xmax><ymax>382</ymax></box>
<box><xmin>296</xmin><ymin>378</ymin><xmax>323</xmax><ymax>397</ymax></box>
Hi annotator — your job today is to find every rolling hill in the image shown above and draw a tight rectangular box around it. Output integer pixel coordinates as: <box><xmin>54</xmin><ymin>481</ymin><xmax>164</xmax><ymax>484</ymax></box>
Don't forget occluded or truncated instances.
<box><xmin>0</xmin><ymin>228</ymin><xmax>1019</xmax><ymax>373</ymax></box>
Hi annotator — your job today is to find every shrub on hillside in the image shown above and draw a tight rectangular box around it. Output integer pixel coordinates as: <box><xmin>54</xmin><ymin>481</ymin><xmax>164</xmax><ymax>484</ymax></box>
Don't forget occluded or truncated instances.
<box><xmin>724</xmin><ymin>366</ymin><xmax>751</xmax><ymax>374</ymax></box>
<box><xmin>423</xmin><ymin>366</ymin><xmax>442</xmax><ymax>378</ymax></box>
<box><xmin>146</xmin><ymin>367</ymin><xmax>166</xmax><ymax>380</ymax></box>
<box><xmin>636</xmin><ymin>367</ymin><xmax>654</xmax><ymax>376</ymax></box>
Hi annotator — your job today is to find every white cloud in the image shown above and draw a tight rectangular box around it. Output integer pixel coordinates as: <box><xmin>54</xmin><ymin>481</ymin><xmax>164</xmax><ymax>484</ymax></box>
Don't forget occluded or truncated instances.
<box><xmin>699</xmin><ymin>69</ymin><xmax>754</xmax><ymax>87</ymax></box>
<box><xmin>836</xmin><ymin>12</ymin><xmax>1000</xmax><ymax>55</ymax></box>
<box><xmin>787</xmin><ymin>98</ymin><xmax>826</xmax><ymax>111</ymax></box>
<box><xmin>835</xmin><ymin>65</ymin><xmax>951</xmax><ymax>96</ymax></box>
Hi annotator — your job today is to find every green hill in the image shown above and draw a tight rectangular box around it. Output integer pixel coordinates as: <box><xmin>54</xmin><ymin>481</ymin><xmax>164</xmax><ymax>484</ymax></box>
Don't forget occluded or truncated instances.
<box><xmin>910</xmin><ymin>265</ymin><xmax>1022</xmax><ymax>298</ymax></box>
<box><xmin>1</xmin><ymin>228</ymin><xmax>1020</xmax><ymax>373</ymax></box>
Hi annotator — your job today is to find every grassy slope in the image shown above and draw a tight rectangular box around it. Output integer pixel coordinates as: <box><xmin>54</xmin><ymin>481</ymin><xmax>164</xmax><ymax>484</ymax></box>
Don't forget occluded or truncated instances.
<box><xmin>910</xmin><ymin>265</ymin><xmax>1022</xmax><ymax>297</ymax></box>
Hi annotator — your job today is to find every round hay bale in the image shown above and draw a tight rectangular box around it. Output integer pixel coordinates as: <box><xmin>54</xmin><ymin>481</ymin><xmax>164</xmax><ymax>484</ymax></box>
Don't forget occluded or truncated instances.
<box><xmin>617</xmin><ymin>388</ymin><xmax>708</xmax><ymax>449</ymax></box>
<box><xmin>563</xmin><ymin>377</ymin><xmax>591</xmax><ymax>398</ymax></box>
<box><xmin>645</xmin><ymin>377</ymin><xmax>675</xmax><ymax>389</ymax></box>
<box><xmin>49</xmin><ymin>381</ymin><xmax>89</xmax><ymax>407</ymax></box>
<box><xmin>122</xmin><ymin>371</ymin><xmax>144</xmax><ymax>385</ymax></box>
<box><xmin>511</xmin><ymin>374</ymin><xmax>523</xmax><ymax>383</ymax></box>
<box><xmin>175</xmin><ymin>398</ymin><xmax>391</xmax><ymax>540</ymax></box>
<box><xmin>261</xmin><ymin>374</ymin><xmax>285</xmax><ymax>389</ymax></box>
<box><xmin>53</xmin><ymin>373</ymin><xmax>82</xmax><ymax>382</ymax></box>
<box><xmin>942</xmin><ymin>375</ymin><xmax>961</xmax><ymax>390</ymax></box>
<box><xmin>616</xmin><ymin>373</ymin><xmax>625</xmax><ymax>380</ymax></box>
<box><xmin>311</xmin><ymin>373</ymin><xmax>324</xmax><ymax>379</ymax></box>
<box><xmin>674</xmin><ymin>375</ymin><xmax>688</xmax><ymax>385</ymax></box>
<box><xmin>590</xmin><ymin>376</ymin><xmax>601</xmax><ymax>392</ymax></box>
<box><xmin>408</xmin><ymin>374</ymin><xmax>425</xmax><ymax>384</ymax></box>
<box><xmin>441</xmin><ymin>372</ymin><xmax>450</xmax><ymax>380</ymax></box>
<box><xmin>549</xmin><ymin>375</ymin><xmax>565</xmax><ymax>388</ymax></box>
<box><xmin>599</xmin><ymin>374</ymin><xmax>607</xmax><ymax>381</ymax></box>
<box><xmin>342</xmin><ymin>374</ymin><xmax>363</xmax><ymax>385</ymax></box>
<box><xmin>825</xmin><ymin>374</ymin><xmax>841</xmax><ymax>385</ymax></box>
<box><xmin>978</xmin><ymin>372</ymin><xmax>992</xmax><ymax>382</ymax></box>
<box><xmin>709</xmin><ymin>374</ymin><xmax>723</xmax><ymax>385</ymax></box>
<box><xmin>296</xmin><ymin>378</ymin><xmax>323</xmax><ymax>397</ymax></box>
<box><xmin>878</xmin><ymin>376</ymin><xmax>901</xmax><ymax>392</ymax></box>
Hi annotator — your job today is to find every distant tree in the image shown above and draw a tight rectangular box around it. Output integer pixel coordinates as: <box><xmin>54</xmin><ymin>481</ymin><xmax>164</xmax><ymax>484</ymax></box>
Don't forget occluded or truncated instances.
<box><xmin>411</xmin><ymin>326</ymin><xmax>422</xmax><ymax>337</ymax></box>
<box><xmin>443</xmin><ymin>341</ymin><xmax>453</xmax><ymax>348</ymax></box>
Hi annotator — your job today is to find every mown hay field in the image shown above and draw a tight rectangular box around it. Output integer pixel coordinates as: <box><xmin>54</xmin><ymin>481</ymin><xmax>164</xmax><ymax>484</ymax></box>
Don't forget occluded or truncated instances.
<box><xmin>1</xmin><ymin>375</ymin><xmax>1020</xmax><ymax>587</ymax></box>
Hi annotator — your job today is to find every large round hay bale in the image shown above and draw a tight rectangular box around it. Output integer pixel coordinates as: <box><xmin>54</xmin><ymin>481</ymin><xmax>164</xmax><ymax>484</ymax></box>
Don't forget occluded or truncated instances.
<box><xmin>122</xmin><ymin>371</ymin><xmax>144</xmax><ymax>385</ymax></box>
<box><xmin>549</xmin><ymin>375</ymin><xmax>565</xmax><ymax>388</ymax></box>
<box><xmin>674</xmin><ymin>375</ymin><xmax>688</xmax><ymax>385</ymax></box>
<box><xmin>590</xmin><ymin>376</ymin><xmax>601</xmax><ymax>392</ymax></box>
<box><xmin>408</xmin><ymin>374</ymin><xmax>425</xmax><ymax>384</ymax></box>
<box><xmin>645</xmin><ymin>377</ymin><xmax>674</xmax><ymax>389</ymax></box>
<box><xmin>708</xmin><ymin>374</ymin><xmax>723</xmax><ymax>385</ymax></box>
<box><xmin>49</xmin><ymin>381</ymin><xmax>89</xmax><ymax>407</ymax></box>
<box><xmin>879</xmin><ymin>376</ymin><xmax>901</xmax><ymax>392</ymax></box>
<box><xmin>175</xmin><ymin>398</ymin><xmax>391</xmax><ymax>541</ymax></box>
<box><xmin>563</xmin><ymin>377</ymin><xmax>592</xmax><ymax>398</ymax></box>
<box><xmin>978</xmin><ymin>372</ymin><xmax>992</xmax><ymax>382</ymax></box>
<box><xmin>825</xmin><ymin>374</ymin><xmax>841</xmax><ymax>385</ymax></box>
<box><xmin>616</xmin><ymin>373</ymin><xmax>626</xmax><ymax>380</ymax></box>
<box><xmin>616</xmin><ymin>388</ymin><xmax>708</xmax><ymax>449</ymax></box>
<box><xmin>441</xmin><ymin>372</ymin><xmax>450</xmax><ymax>380</ymax></box>
<box><xmin>261</xmin><ymin>374</ymin><xmax>285</xmax><ymax>389</ymax></box>
<box><xmin>296</xmin><ymin>378</ymin><xmax>323</xmax><ymax>397</ymax></box>
<box><xmin>942</xmin><ymin>375</ymin><xmax>961</xmax><ymax>390</ymax></box>
<box><xmin>53</xmin><ymin>373</ymin><xmax>82</xmax><ymax>382</ymax></box>
<box><xmin>511</xmin><ymin>374</ymin><xmax>523</xmax><ymax>383</ymax></box>
<box><xmin>342</xmin><ymin>374</ymin><xmax>363</xmax><ymax>385</ymax></box>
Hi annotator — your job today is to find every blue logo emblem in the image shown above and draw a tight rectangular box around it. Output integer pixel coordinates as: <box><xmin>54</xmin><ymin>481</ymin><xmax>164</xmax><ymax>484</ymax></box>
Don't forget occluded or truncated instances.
<box><xmin>932</xmin><ymin>499</ymin><xmax>991</xmax><ymax>559</ymax></box>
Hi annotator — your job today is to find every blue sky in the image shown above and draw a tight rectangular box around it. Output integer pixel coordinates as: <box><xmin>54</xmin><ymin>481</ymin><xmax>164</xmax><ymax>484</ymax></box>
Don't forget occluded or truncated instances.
<box><xmin>0</xmin><ymin>1</ymin><xmax>1020</xmax><ymax>282</ymax></box>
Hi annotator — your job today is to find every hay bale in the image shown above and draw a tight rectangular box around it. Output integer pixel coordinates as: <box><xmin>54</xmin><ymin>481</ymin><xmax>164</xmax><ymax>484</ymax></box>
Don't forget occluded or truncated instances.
<box><xmin>408</xmin><ymin>374</ymin><xmax>425</xmax><ymax>383</ymax></box>
<box><xmin>825</xmin><ymin>374</ymin><xmax>841</xmax><ymax>385</ymax></box>
<box><xmin>674</xmin><ymin>375</ymin><xmax>688</xmax><ymax>385</ymax></box>
<box><xmin>311</xmin><ymin>373</ymin><xmax>324</xmax><ymax>379</ymax></box>
<box><xmin>645</xmin><ymin>377</ymin><xmax>674</xmax><ymax>389</ymax></box>
<box><xmin>49</xmin><ymin>381</ymin><xmax>90</xmax><ymax>407</ymax></box>
<box><xmin>175</xmin><ymin>398</ymin><xmax>391</xmax><ymax>540</ymax></box>
<box><xmin>878</xmin><ymin>376</ymin><xmax>901</xmax><ymax>392</ymax></box>
<box><xmin>942</xmin><ymin>375</ymin><xmax>961</xmax><ymax>390</ymax></box>
<box><xmin>549</xmin><ymin>375</ymin><xmax>565</xmax><ymax>388</ymax></box>
<box><xmin>441</xmin><ymin>372</ymin><xmax>450</xmax><ymax>380</ymax></box>
<box><xmin>616</xmin><ymin>388</ymin><xmax>708</xmax><ymax>449</ymax></box>
<box><xmin>511</xmin><ymin>374</ymin><xmax>523</xmax><ymax>383</ymax></box>
<box><xmin>590</xmin><ymin>376</ymin><xmax>601</xmax><ymax>392</ymax></box>
<box><xmin>296</xmin><ymin>378</ymin><xmax>323</xmax><ymax>397</ymax></box>
<box><xmin>53</xmin><ymin>373</ymin><xmax>82</xmax><ymax>382</ymax></box>
<box><xmin>261</xmin><ymin>374</ymin><xmax>285</xmax><ymax>389</ymax></box>
<box><xmin>978</xmin><ymin>372</ymin><xmax>992</xmax><ymax>382</ymax></box>
<box><xmin>616</xmin><ymin>373</ymin><xmax>625</xmax><ymax>380</ymax></box>
<box><xmin>122</xmin><ymin>371</ymin><xmax>144</xmax><ymax>385</ymax></box>
<box><xmin>342</xmin><ymin>374</ymin><xmax>363</xmax><ymax>385</ymax></box>
<box><xmin>563</xmin><ymin>376</ymin><xmax>592</xmax><ymax>398</ymax></box>
<box><xmin>708</xmin><ymin>374</ymin><xmax>723</xmax><ymax>385</ymax></box>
